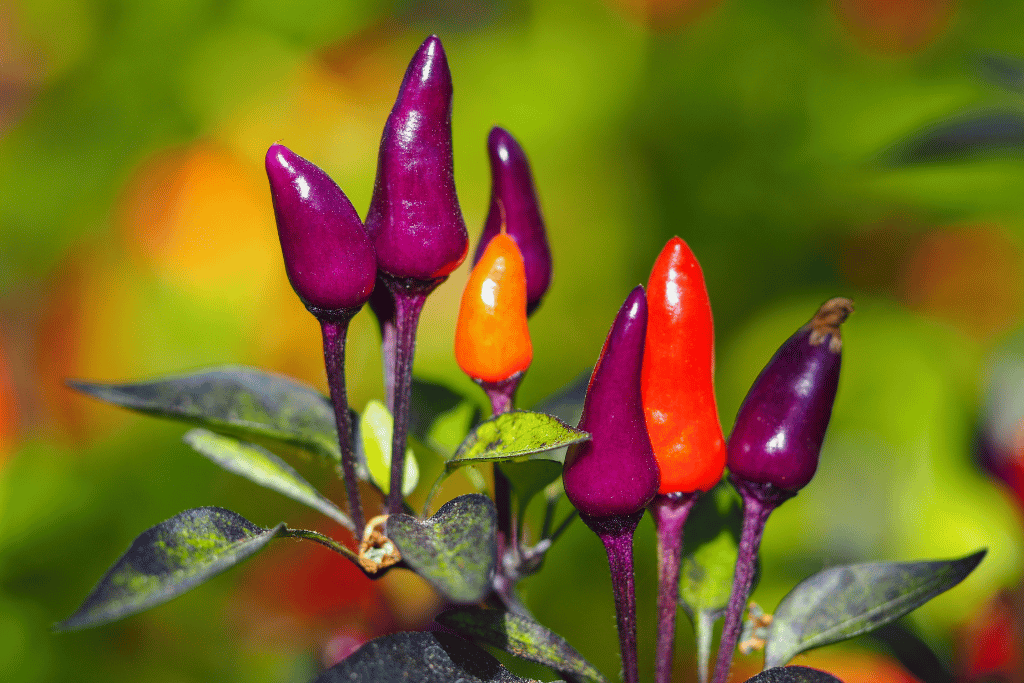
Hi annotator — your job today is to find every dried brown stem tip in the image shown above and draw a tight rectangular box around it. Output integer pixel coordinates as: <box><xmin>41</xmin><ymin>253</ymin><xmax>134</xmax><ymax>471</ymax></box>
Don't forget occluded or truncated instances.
<box><xmin>358</xmin><ymin>515</ymin><xmax>402</xmax><ymax>574</ymax></box>
<box><xmin>807</xmin><ymin>297</ymin><xmax>854</xmax><ymax>352</ymax></box>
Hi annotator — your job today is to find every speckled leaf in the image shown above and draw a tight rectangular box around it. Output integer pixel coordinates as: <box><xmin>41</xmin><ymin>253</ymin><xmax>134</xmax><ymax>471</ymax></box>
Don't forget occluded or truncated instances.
<box><xmin>386</xmin><ymin>494</ymin><xmax>497</xmax><ymax>603</ymax></box>
<box><xmin>314</xmin><ymin>631</ymin><xmax>547</xmax><ymax>683</ymax></box>
<box><xmin>764</xmin><ymin>550</ymin><xmax>986</xmax><ymax>669</ymax></box>
<box><xmin>529</xmin><ymin>371</ymin><xmax>591</xmax><ymax>464</ymax></box>
<box><xmin>743</xmin><ymin>666</ymin><xmax>842</xmax><ymax>683</ymax></box>
<box><xmin>183</xmin><ymin>429</ymin><xmax>353</xmax><ymax>530</ymax></box>
<box><xmin>679</xmin><ymin>482</ymin><xmax>751</xmax><ymax>683</ymax></box>
<box><xmin>57</xmin><ymin>507</ymin><xmax>284</xmax><ymax>630</ymax></box>
<box><xmin>437</xmin><ymin>607</ymin><xmax>607</xmax><ymax>683</ymax></box>
<box><xmin>68</xmin><ymin>366</ymin><xmax>341</xmax><ymax>463</ymax></box>
<box><xmin>448</xmin><ymin>411</ymin><xmax>589</xmax><ymax>471</ymax></box>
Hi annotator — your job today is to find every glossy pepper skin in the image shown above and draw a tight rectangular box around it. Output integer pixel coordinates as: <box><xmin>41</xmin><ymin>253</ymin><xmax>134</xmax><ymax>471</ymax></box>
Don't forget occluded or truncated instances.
<box><xmin>265</xmin><ymin>144</ymin><xmax>376</xmax><ymax>314</ymax></box>
<box><xmin>727</xmin><ymin>297</ymin><xmax>854</xmax><ymax>492</ymax></box>
<box><xmin>563</xmin><ymin>286</ymin><xmax>661</xmax><ymax>518</ymax></box>
<box><xmin>473</xmin><ymin>127</ymin><xmax>552</xmax><ymax>315</ymax></box>
<box><xmin>455</xmin><ymin>233</ymin><xmax>532</xmax><ymax>384</ymax></box>
<box><xmin>365</xmin><ymin>35</ymin><xmax>469</xmax><ymax>282</ymax></box>
<box><xmin>642</xmin><ymin>237</ymin><xmax>726</xmax><ymax>494</ymax></box>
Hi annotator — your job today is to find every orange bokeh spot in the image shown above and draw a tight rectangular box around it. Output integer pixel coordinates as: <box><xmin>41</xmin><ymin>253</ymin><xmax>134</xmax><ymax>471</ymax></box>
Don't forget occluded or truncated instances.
<box><xmin>0</xmin><ymin>340</ymin><xmax>18</xmax><ymax>461</ymax></box>
<box><xmin>117</xmin><ymin>143</ymin><xmax>279</xmax><ymax>303</ymax></box>
<box><xmin>723</xmin><ymin>647</ymin><xmax>922</xmax><ymax>683</ymax></box>
<box><xmin>901</xmin><ymin>225</ymin><xmax>1024</xmax><ymax>341</ymax></box>
<box><xmin>34</xmin><ymin>255</ymin><xmax>132</xmax><ymax>442</ymax></box>
<box><xmin>602</xmin><ymin>0</ymin><xmax>722</xmax><ymax>31</ymax></box>
<box><xmin>834</xmin><ymin>0</ymin><xmax>957</xmax><ymax>54</ymax></box>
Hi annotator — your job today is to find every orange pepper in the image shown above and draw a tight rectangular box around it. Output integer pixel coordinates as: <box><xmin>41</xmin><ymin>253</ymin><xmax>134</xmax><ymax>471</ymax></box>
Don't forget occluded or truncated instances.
<box><xmin>455</xmin><ymin>232</ymin><xmax>533</xmax><ymax>383</ymax></box>
<box><xmin>642</xmin><ymin>237</ymin><xmax>726</xmax><ymax>494</ymax></box>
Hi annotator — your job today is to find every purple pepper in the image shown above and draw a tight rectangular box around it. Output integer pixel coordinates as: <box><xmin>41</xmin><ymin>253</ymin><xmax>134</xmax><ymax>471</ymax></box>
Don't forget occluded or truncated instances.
<box><xmin>365</xmin><ymin>35</ymin><xmax>469</xmax><ymax>282</ymax></box>
<box><xmin>474</xmin><ymin>127</ymin><xmax>552</xmax><ymax>315</ymax></box>
<box><xmin>727</xmin><ymin>297</ymin><xmax>854</xmax><ymax>492</ymax></box>
<box><xmin>265</xmin><ymin>143</ymin><xmax>379</xmax><ymax>534</ymax></box>
<box><xmin>563</xmin><ymin>286</ymin><xmax>661</xmax><ymax>518</ymax></box>
<box><xmin>265</xmin><ymin>144</ymin><xmax>376</xmax><ymax>315</ymax></box>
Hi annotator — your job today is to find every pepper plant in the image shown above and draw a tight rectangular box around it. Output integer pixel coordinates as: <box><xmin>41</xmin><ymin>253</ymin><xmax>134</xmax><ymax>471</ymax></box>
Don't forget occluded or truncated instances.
<box><xmin>58</xmin><ymin>35</ymin><xmax>986</xmax><ymax>683</ymax></box>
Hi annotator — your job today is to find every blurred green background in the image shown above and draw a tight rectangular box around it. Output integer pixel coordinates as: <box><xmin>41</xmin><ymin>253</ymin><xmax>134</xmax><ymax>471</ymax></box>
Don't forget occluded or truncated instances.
<box><xmin>3</xmin><ymin>0</ymin><xmax>1024</xmax><ymax>681</ymax></box>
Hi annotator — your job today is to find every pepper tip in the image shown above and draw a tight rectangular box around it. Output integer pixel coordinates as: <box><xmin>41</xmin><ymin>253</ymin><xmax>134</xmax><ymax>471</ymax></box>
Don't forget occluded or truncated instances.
<box><xmin>808</xmin><ymin>297</ymin><xmax>854</xmax><ymax>352</ymax></box>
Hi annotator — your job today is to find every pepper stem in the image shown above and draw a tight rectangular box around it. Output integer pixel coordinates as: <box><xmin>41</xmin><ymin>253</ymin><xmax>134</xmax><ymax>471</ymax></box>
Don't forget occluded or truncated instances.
<box><xmin>582</xmin><ymin>511</ymin><xmax>645</xmax><ymax>683</ymax></box>
<box><xmin>478</xmin><ymin>373</ymin><xmax>525</xmax><ymax>613</ymax></box>
<box><xmin>479</xmin><ymin>374</ymin><xmax>524</xmax><ymax>539</ymax></box>
<box><xmin>710</xmin><ymin>479</ymin><xmax>793</xmax><ymax>683</ymax></box>
<box><xmin>369</xmin><ymin>282</ymin><xmax>398</xmax><ymax>411</ymax></box>
<box><xmin>650</xmin><ymin>491</ymin><xmax>699</xmax><ymax>683</ymax></box>
<box><xmin>320</xmin><ymin>314</ymin><xmax>365</xmax><ymax>535</ymax></box>
<box><xmin>479</xmin><ymin>372</ymin><xmax>523</xmax><ymax>417</ymax></box>
<box><xmin>384</xmin><ymin>276</ymin><xmax>443</xmax><ymax>514</ymax></box>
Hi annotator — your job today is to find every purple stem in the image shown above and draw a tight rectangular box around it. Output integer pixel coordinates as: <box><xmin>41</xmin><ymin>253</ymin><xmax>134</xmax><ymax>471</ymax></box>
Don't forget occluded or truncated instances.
<box><xmin>369</xmin><ymin>282</ymin><xmax>398</xmax><ymax>411</ymax></box>
<box><xmin>582</xmin><ymin>511</ymin><xmax>645</xmax><ymax>683</ymax></box>
<box><xmin>384</xmin><ymin>276</ymin><xmax>442</xmax><ymax>514</ymax></box>
<box><xmin>479</xmin><ymin>374</ymin><xmax>524</xmax><ymax>614</ymax></box>
<box><xmin>479</xmin><ymin>373</ymin><xmax>523</xmax><ymax>417</ymax></box>
<box><xmin>381</xmin><ymin>319</ymin><xmax>397</xmax><ymax>411</ymax></box>
<box><xmin>478</xmin><ymin>373</ymin><xmax>524</xmax><ymax>554</ymax></box>
<box><xmin>710</xmin><ymin>479</ymin><xmax>793</xmax><ymax>683</ymax></box>
<box><xmin>320</xmin><ymin>316</ymin><xmax>365</xmax><ymax>535</ymax></box>
<box><xmin>650</xmin><ymin>491</ymin><xmax>699</xmax><ymax>683</ymax></box>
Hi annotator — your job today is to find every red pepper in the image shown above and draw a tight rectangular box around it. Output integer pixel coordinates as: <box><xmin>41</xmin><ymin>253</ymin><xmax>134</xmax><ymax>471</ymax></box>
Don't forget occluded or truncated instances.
<box><xmin>641</xmin><ymin>237</ymin><xmax>726</xmax><ymax>494</ymax></box>
<box><xmin>454</xmin><ymin>232</ymin><xmax>532</xmax><ymax>384</ymax></box>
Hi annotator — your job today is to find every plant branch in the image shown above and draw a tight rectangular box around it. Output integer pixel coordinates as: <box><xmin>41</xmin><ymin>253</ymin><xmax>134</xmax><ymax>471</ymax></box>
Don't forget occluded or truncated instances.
<box><xmin>384</xmin><ymin>276</ymin><xmax>443</xmax><ymax>514</ymax></box>
<box><xmin>549</xmin><ymin>508</ymin><xmax>578</xmax><ymax>543</ymax></box>
<box><xmin>711</xmin><ymin>479</ymin><xmax>793</xmax><ymax>683</ymax></box>
<box><xmin>320</xmin><ymin>315</ymin><xmax>364</xmax><ymax>535</ymax></box>
<box><xmin>583</xmin><ymin>511</ymin><xmax>645</xmax><ymax>683</ymax></box>
<box><xmin>650</xmin><ymin>491</ymin><xmax>698</xmax><ymax>683</ymax></box>
<box><xmin>478</xmin><ymin>373</ymin><xmax>524</xmax><ymax>551</ymax></box>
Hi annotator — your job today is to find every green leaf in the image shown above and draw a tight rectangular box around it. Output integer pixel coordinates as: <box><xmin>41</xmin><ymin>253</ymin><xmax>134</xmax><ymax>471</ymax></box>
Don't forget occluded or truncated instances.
<box><xmin>386</xmin><ymin>494</ymin><xmax>497</xmax><ymax>603</ymax></box>
<box><xmin>436</xmin><ymin>606</ymin><xmax>607</xmax><ymax>683</ymax></box>
<box><xmin>182</xmin><ymin>429</ymin><xmax>353</xmax><ymax>531</ymax></box>
<box><xmin>529</xmin><ymin>371</ymin><xmax>591</xmax><ymax>464</ymax></box>
<box><xmin>68</xmin><ymin>366</ymin><xmax>340</xmax><ymax>463</ymax></box>
<box><xmin>409</xmin><ymin>378</ymin><xmax>478</xmax><ymax>453</ymax></box>
<box><xmin>313</xmin><ymin>631</ymin><xmax>548</xmax><ymax>683</ymax></box>
<box><xmin>678</xmin><ymin>482</ymin><xmax>751</xmax><ymax>683</ymax></box>
<box><xmin>764</xmin><ymin>550</ymin><xmax>986</xmax><ymax>669</ymax></box>
<box><xmin>448</xmin><ymin>411</ymin><xmax>589</xmax><ymax>471</ymax></box>
<box><xmin>56</xmin><ymin>507</ymin><xmax>284</xmax><ymax>630</ymax></box>
<box><xmin>743</xmin><ymin>666</ymin><xmax>842</xmax><ymax>683</ymax></box>
<box><xmin>359</xmin><ymin>400</ymin><xmax>419</xmax><ymax>496</ymax></box>
<box><xmin>497</xmin><ymin>460</ymin><xmax>563</xmax><ymax>521</ymax></box>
